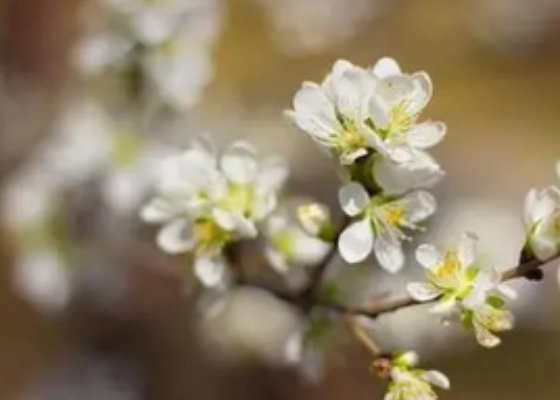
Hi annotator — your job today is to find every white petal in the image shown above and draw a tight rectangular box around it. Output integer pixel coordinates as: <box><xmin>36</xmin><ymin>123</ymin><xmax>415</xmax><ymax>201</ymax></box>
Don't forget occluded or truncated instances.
<box><xmin>292</xmin><ymin>82</ymin><xmax>339</xmax><ymax>140</ymax></box>
<box><xmin>497</xmin><ymin>283</ymin><xmax>517</xmax><ymax>300</ymax></box>
<box><xmin>256</xmin><ymin>157</ymin><xmax>289</xmax><ymax>193</ymax></box>
<box><xmin>373</xmin><ymin>152</ymin><xmax>444</xmax><ymax>195</ymax></box>
<box><xmin>141</xmin><ymin>198</ymin><xmax>176</xmax><ymax>223</ymax></box>
<box><xmin>429</xmin><ymin>297</ymin><xmax>457</xmax><ymax>314</ymax></box>
<box><xmin>531</xmin><ymin>235</ymin><xmax>558</xmax><ymax>261</ymax></box>
<box><xmin>527</xmin><ymin>186</ymin><xmax>560</xmax><ymax>224</ymax></box>
<box><xmin>407</xmin><ymin>282</ymin><xmax>441</xmax><ymax>301</ymax></box>
<box><xmin>371</xmin><ymin>57</ymin><xmax>401</xmax><ymax>78</ymax></box>
<box><xmin>338</xmin><ymin>182</ymin><xmax>369</xmax><ymax>217</ymax></box>
<box><xmin>416</xmin><ymin>244</ymin><xmax>441</xmax><ymax>268</ymax></box>
<box><xmin>221</xmin><ymin>141</ymin><xmax>258</xmax><ymax>184</ymax></box>
<box><xmin>408</xmin><ymin>72</ymin><xmax>433</xmax><ymax>114</ymax></box>
<box><xmin>157</xmin><ymin>219</ymin><xmax>195</xmax><ymax>254</ymax></box>
<box><xmin>473</xmin><ymin>322</ymin><xmax>501</xmax><ymax>348</ymax></box>
<box><xmin>14</xmin><ymin>250</ymin><xmax>71</xmax><ymax>313</ymax></box>
<box><xmin>524</xmin><ymin>188</ymin><xmax>538</xmax><ymax>226</ymax></box>
<box><xmin>373</xmin><ymin>231</ymin><xmax>404</xmax><ymax>273</ymax></box>
<box><xmin>421</xmin><ymin>370</ymin><xmax>450</xmax><ymax>390</ymax></box>
<box><xmin>194</xmin><ymin>256</ymin><xmax>228</xmax><ymax>288</ymax></box>
<box><xmin>402</xmin><ymin>190</ymin><xmax>437</xmax><ymax>223</ymax></box>
<box><xmin>338</xmin><ymin>219</ymin><xmax>374</xmax><ymax>264</ymax></box>
<box><xmin>265</xmin><ymin>246</ymin><xmax>290</xmax><ymax>274</ymax></box>
<box><xmin>458</xmin><ymin>232</ymin><xmax>478</xmax><ymax>267</ymax></box>
<box><xmin>405</xmin><ymin>121</ymin><xmax>446</xmax><ymax>149</ymax></box>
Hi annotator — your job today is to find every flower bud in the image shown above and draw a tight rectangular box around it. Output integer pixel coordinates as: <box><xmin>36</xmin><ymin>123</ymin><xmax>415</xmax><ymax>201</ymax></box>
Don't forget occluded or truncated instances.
<box><xmin>296</xmin><ymin>202</ymin><xmax>333</xmax><ymax>239</ymax></box>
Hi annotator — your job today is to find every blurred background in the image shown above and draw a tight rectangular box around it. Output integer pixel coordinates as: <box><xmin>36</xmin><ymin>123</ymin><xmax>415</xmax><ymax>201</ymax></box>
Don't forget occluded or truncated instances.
<box><xmin>1</xmin><ymin>0</ymin><xmax>560</xmax><ymax>399</ymax></box>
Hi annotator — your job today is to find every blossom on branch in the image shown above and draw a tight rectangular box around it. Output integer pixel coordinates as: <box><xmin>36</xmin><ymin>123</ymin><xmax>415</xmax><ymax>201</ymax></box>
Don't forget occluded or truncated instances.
<box><xmin>141</xmin><ymin>138</ymin><xmax>288</xmax><ymax>286</ymax></box>
<box><xmin>375</xmin><ymin>351</ymin><xmax>449</xmax><ymax>400</ymax></box>
<box><xmin>288</xmin><ymin>58</ymin><xmax>445</xmax><ymax>167</ymax></box>
<box><xmin>407</xmin><ymin>233</ymin><xmax>516</xmax><ymax>347</ymax></box>
<box><xmin>338</xmin><ymin>181</ymin><xmax>436</xmax><ymax>271</ymax></box>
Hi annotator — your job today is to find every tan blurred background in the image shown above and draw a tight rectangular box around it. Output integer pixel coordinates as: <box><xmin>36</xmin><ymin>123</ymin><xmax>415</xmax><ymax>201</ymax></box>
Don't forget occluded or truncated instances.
<box><xmin>1</xmin><ymin>0</ymin><xmax>560</xmax><ymax>399</ymax></box>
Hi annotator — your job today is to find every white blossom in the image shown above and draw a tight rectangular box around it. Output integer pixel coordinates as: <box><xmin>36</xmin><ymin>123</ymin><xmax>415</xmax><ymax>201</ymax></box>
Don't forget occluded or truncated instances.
<box><xmin>338</xmin><ymin>182</ymin><xmax>436</xmax><ymax>272</ymax></box>
<box><xmin>264</xmin><ymin>207</ymin><xmax>331</xmax><ymax>275</ymax></box>
<box><xmin>288</xmin><ymin>58</ymin><xmax>445</xmax><ymax>166</ymax></box>
<box><xmin>407</xmin><ymin>233</ymin><xmax>516</xmax><ymax>347</ymax></box>
<box><xmin>383</xmin><ymin>351</ymin><xmax>449</xmax><ymax>400</ymax></box>
<box><xmin>255</xmin><ymin>0</ymin><xmax>379</xmax><ymax>55</ymax></box>
<box><xmin>367</xmin><ymin>58</ymin><xmax>446</xmax><ymax>163</ymax></box>
<box><xmin>43</xmin><ymin>100</ymin><xmax>172</xmax><ymax>215</ymax></box>
<box><xmin>142</xmin><ymin>139</ymin><xmax>288</xmax><ymax>261</ymax></box>
<box><xmin>288</xmin><ymin>60</ymin><xmax>379</xmax><ymax>164</ymax></box>
<box><xmin>77</xmin><ymin>0</ymin><xmax>222</xmax><ymax>109</ymax></box>
<box><xmin>524</xmin><ymin>185</ymin><xmax>560</xmax><ymax>261</ymax></box>
<box><xmin>13</xmin><ymin>247</ymin><xmax>72</xmax><ymax>313</ymax></box>
<box><xmin>101</xmin><ymin>0</ymin><xmax>211</xmax><ymax>45</ymax></box>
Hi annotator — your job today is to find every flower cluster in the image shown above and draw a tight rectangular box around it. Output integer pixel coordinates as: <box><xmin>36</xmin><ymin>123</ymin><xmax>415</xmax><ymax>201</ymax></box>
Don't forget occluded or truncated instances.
<box><xmin>77</xmin><ymin>0</ymin><xmax>223</xmax><ymax>109</ymax></box>
<box><xmin>374</xmin><ymin>351</ymin><xmax>450</xmax><ymax>400</ymax></box>
<box><xmin>289</xmin><ymin>58</ymin><xmax>445</xmax><ymax>272</ymax></box>
<box><xmin>407</xmin><ymin>233</ymin><xmax>516</xmax><ymax>347</ymax></box>
<box><xmin>142</xmin><ymin>138</ymin><xmax>288</xmax><ymax>286</ymax></box>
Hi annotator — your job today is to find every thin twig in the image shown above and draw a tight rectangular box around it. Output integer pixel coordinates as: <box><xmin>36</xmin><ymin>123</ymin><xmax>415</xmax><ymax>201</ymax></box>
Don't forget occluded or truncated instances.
<box><xmin>345</xmin><ymin>314</ymin><xmax>382</xmax><ymax>356</ymax></box>
<box><xmin>243</xmin><ymin>254</ymin><xmax>560</xmax><ymax>320</ymax></box>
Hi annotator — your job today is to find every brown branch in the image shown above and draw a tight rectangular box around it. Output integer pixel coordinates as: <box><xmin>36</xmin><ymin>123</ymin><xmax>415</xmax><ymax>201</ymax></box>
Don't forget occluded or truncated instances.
<box><xmin>243</xmin><ymin>254</ymin><xmax>560</xmax><ymax>320</ymax></box>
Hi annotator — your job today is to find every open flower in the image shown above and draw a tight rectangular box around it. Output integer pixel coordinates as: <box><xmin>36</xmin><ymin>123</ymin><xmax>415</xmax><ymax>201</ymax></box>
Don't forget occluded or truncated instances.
<box><xmin>337</xmin><ymin>182</ymin><xmax>436</xmax><ymax>272</ymax></box>
<box><xmin>462</xmin><ymin>268</ymin><xmax>516</xmax><ymax>348</ymax></box>
<box><xmin>264</xmin><ymin>204</ymin><xmax>331</xmax><ymax>276</ymax></box>
<box><xmin>407</xmin><ymin>233</ymin><xmax>516</xmax><ymax>347</ymax></box>
<box><xmin>380</xmin><ymin>351</ymin><xmax>450</xmax><ymax>400</ymax></box>
<box><xmin>366</xmin><ymin>58</ymin><xmax>446</xmax><ymax>163</ymax></box>
<box><xmin>142</xmin><ymin>139</ymin><xmax>288</xmax><ymax>258</ymax></box>
<box><xmin>289</xmin><ymin>58</ymin><xmax>445</xmax><ymax>167</ymax></box>
<box><xmin>524</xmin><ymin>185</ymin><xmax>560</xmax><ymax>261</ymax></box>
<box><xmin>288</xmin><ymin>59</ymin><xmax>379</xmax><ymax>164</ymax></box>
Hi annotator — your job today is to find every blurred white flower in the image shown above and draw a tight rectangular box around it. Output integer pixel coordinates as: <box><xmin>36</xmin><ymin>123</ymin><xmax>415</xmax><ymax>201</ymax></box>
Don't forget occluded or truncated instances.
<box><xmin>143</xmin><ymin>32</ymin><xmax>214</xmax><ymax>110</ymax></box>
<box><xmin>524</xmin><ymin>185</ymin><xmax>560</xmax><ymax>261</ymax></box>
<box><xmin>44</xmin><ymin>100</ymin><xmax>173</xmax><ymax>215</ymax></box>
<box><xmin>13</xmin><ymin>248</ymin><xmax>71</xmax><ymax>313</ymax></box>
<box><xmin>142</xmin><ymin>139</ymin><xmax>288</xmax><ymax>286</ymax></box>
<box><xmin>101</xmin><ymin>0</ymin><xmax>214</xmax><ymax>45</ymax></box>
<box><xmin>2</xmin><ymin>163</ymin><xmax>60</xmax><ymax>231</ymax></box>
<box><xmin>407</xmin><ymin>233</ymin><xmax>516</xmax><ymax>347</ymax></box>
<box><xmin>264</xmin><ymin>206</ymin><xmax>331</xmax><ymax>276</ymax></box>
<box><xmin>77</xmin><ymin>0</ymin><xmax>223</xmax><ymax>109</ymax></box>
<box><xmin>382</xmin><ymin>351</ymin><xmax>449</xmax><ymax>400</ymax></box>
<box><xmin>255</xmin><ymin>0</ymin><xmax>381</xmax><ymax>55</ymax></box>
<box><xmin>338</xmin><ymin>182</ymin><xmax>436</xmax><ymax>272</ymax></box>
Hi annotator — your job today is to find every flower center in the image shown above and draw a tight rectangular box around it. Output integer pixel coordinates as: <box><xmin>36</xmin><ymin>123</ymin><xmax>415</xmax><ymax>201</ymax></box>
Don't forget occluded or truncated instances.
<box><xmin>333</xmin><ymin>115</ymin><xmax>367</xmax><ymax>154</ymax></box>
<box><xmin>194</xmin><ymin>220</ymin><xmax>229</xmax><ymax>255</ymax></box>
